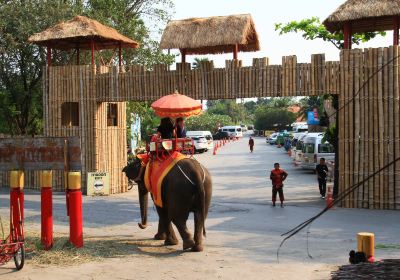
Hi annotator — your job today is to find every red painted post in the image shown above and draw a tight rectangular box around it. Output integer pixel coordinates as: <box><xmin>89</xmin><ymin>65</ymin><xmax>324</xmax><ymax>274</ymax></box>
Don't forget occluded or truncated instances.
<box><xmin>76</xmin><ymin>48</ymin><xmax>80</xmax><ymax>65</ymax></box>
<box><xmin>233</xmin><ymin>44</ymin><xmax>238</xmax><ymax>60</ymax></box>
<box><xmin>10</xmin><ymin>171</ymin><xmax>24</xmax><ymax>239</ymax></box>
<box><xmin>118</xmin><ymin>42</ymin><xmax>122</xmax><ymax>67</ymax></box>
<box><xmin>40</xmin><ymin>171</ymin><xmax>53</xmax><ymax>250</ymax></box>
<box><xmin>91</xmin><ymin>40</ymin><xmax>95</xmax><ymax>66</ymax></box>
<box><xmin>68</xmin><ymin>172</ymin><xmax>83</xmax><ymax>248</ymax></box>
<box><xmin>343</xmin><ymin>23</ymin><xmax>352</xmax><ymax>49</ymax></box>
<box><xmin>394</xmin><ymin>16</ymin><xmax>399</xmax><ymax>46</ymax></box>
<box><xmin>47</xmin><ymin>46</ymin><xmax>52</xmax><ymax>66</ymax></box>
<box><xmin>181</xmin><ymin>49</ymin><xmax>186</xmax><ymax>64</ymax></box>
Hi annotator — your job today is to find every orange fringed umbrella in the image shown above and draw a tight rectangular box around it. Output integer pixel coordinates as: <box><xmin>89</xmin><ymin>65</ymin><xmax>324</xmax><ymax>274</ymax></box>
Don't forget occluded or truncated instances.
<box><xmin>151</xmin><ymin>91</ymin><xmax>202</xmax><ymax>118</ymax></box>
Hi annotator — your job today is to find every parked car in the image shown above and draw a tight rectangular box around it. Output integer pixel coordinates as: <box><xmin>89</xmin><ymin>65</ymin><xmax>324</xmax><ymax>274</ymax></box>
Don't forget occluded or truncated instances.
<box><xmin>186</xmin><ymin>131</ymin><xmax>213</xmax><ymax>151</ymax></box>
<box><xmin>300</xmin><ymin>133</ymin><xmax>335</xmax><ymax>171</ymax></box>
<box><xmin>293</xmin><ymin>133</ymin><xmax>308</xmax><ymax>164</ymax></box>
<box><xmin>221</xmin><ymin>126</ymin><xmax>243</xmax><ymax>138</ymax></box>
<box><xmin>187</xmin><ymin>136</ymin><xmax>208</xmax><ymax>153</ymax></box>
<box><xmin>267</xmin><ymin>133</ymin><xmax>278</xmax><ymax>145</ymax></box>
<box><xmin>213</xmin><ymin>131</ymin><xmax>229</xmax><ymax>140</ymax></box>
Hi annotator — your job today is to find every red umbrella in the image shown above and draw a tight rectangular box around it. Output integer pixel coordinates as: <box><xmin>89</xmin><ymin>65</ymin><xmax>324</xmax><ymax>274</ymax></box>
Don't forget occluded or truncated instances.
<box><xmin>151</xmin><ymin>91</ymin><xmax>202</xmax><ymax>118</ymax></box>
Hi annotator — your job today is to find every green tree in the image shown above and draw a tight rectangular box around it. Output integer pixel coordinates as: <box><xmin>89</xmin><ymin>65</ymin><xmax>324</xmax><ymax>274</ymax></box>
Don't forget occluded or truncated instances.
<box><xmin>185</xmin><ymin>113</ymin><xmax>232</xmax><ymax>132</ymax></box>
<box><xmin>0</xmin><ymin>0</ymin><xmax>175</xmax><ymax>135</ymax></box>
<box><xmin>254</xmin><ymin>106</ymin><xmax>296</xmax><ymax>131</ymax></box>
<box><xmin>275</xmin><ymin>17</ymin><xmax>385</xmax><ymax>49</ymax></box>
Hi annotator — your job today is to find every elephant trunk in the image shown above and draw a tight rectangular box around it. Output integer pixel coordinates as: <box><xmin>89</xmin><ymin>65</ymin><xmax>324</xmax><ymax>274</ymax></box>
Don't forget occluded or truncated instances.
<box><xmin>138</xmin><ymin>184</ymin><xmax>149</xmax><ymax>229</ymax></box>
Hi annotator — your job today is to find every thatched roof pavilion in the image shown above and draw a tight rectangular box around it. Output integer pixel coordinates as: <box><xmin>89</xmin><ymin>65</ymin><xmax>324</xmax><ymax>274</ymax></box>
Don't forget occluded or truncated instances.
<box><xmin>159</xmin><ymin>14</ymin><xmax>260</xmax><ymax>61</ymax></box>
<box><xmin>323</xmin><ymin>0</ymin><xmax>400</xmax><ymax>48</ymax></box>
<box><xmin>28</xmin><ymin>15</ymin><xmax>139</xmax><ymax>65</ymax></box>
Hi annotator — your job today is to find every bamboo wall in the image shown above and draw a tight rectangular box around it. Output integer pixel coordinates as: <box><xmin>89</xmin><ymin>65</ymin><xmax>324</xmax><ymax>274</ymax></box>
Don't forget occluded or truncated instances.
<box><xmin>2</xmin><ymin>48</ymin><xmax>400</xmax><ymax>209</ymax></box>
<box><xmin>339</xmin><ymin>47</ymin><xmax>400</xmax><ymax>210</ymax></box>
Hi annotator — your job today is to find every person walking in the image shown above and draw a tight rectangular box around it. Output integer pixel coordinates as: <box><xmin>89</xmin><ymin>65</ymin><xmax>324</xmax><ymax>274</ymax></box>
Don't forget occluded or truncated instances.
<box><xmin>316</xmin><ymin>158</ymin><xmax>329</xmax><ymax>199</ymax></box>
<box><xmin>248</xmin><ymin>137</ymin><xmax>254</xmax><ymax>152</ymax></box>
<box><xmin>269</xmin><ymin>163</ymin><xmax>288</xmax><ymax>207</ymax></box>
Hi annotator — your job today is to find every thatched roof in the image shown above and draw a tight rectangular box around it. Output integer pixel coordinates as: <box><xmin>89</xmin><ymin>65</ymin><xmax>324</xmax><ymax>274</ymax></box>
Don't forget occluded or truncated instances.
<box><xmin>323</xmin><ymin>0</ymin><xmax>400</xmax><ymax>33</ymax></box>
<box><xmin>159</xmin><ymin>14</ymin><xmax>260</xmax><ymax>55</ymax></box>
<box><xmin>28</xmin><ymin>15</ymin><xmax>139</xmax><ymax>50</ymax></box>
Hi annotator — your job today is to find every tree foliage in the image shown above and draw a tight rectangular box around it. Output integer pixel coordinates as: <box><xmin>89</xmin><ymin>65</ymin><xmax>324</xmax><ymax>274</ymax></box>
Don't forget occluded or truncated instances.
<box><xmin>254</xmin><ymin>107</ymin><xmax>296</xmax><ymax>131</ymax></box>
<box><xmin>207</xmin><ymin>100</ymin><xmax>247</xmax><ymax>124</ymax></box>
<box><xmin>185</xmin><ymin>113</ymin><xmax>232</xmax><ymax>132</ymax></box>
<box><xmin>0</xmin><ymin>0</ymin><xmax>175</xmax><ymax>135</ymax></box>
<box><xmin>275</xmin><ymin>17</ymin><xmax>385</xmax><ymax>49</ymax></box>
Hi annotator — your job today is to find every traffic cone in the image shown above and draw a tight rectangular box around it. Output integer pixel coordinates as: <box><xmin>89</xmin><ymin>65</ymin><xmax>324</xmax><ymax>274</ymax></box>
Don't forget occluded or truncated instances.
<box><xmin>213</xmin><ymin>145</ymin><xmax>217</xmax><ymax>155</ymax></box>
<box><xmin>326</xmin><ymin>184</ymin><xmax>334</xmax><ymax>208</ymax></box>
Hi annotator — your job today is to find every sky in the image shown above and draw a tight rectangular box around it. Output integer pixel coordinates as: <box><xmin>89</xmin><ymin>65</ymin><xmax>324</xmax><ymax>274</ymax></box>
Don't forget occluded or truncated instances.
<box><xmin>164</xmin><ymin>0</ymin><xmax>393</xmax><ymax>67</ymax></box>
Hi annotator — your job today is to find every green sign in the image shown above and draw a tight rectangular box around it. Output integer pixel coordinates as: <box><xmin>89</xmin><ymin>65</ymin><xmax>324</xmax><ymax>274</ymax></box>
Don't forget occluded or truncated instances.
<box><xmin>87</xmin><ymin>172</ymin><xmax>109</xmax><ymax>196</ymax></box>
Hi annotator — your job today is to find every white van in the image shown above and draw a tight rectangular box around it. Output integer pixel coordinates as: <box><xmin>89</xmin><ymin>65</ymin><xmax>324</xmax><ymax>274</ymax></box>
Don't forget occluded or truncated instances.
<box><xmin>186</xmin><ymin>131</ymin><xmax>214</xmax><ymax>151</ymax></box>
<box><xmin>291</xmin><ymin>132</ymin><xmax>307</xmax><ymax>160</ymax></box>
<box><xmin>293</xmin><ymin>133</ymin><xmax>308</xmax><ymax>164</ymax></box>
<box><xmin>300</xmin><ymin>133</ymin><xmax>335</xmax><ymax>171</ymax></box>
<box><xmin>221</xmin><ymin>126</ymin><xmax>243</xmax><ymax>138</ymax></box>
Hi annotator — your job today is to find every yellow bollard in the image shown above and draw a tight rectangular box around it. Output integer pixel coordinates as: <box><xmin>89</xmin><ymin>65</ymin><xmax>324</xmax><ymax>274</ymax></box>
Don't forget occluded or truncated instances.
<box><xmin>40</xmin><ymin>171</ymin><xmax>53</xmax><ymax>188</ymax></box>
<box><xmin>10</xmin><ymin>170</ymin><xmax>24</xmax><ymax>189</ymax></box>
<box><xmin>68</xmin><ymin>172</ymin><xmax>81</xmax><ymax>190</ymax></box>
<box><xmin>357</xmin><ymin>232</ymin><xmax>375</xmax><ymax>258</ymax></box>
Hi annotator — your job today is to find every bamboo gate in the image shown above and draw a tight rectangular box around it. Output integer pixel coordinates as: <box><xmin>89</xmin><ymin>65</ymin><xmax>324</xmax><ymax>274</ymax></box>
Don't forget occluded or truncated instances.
<box><xmin>0</xmin><ymin>46</ymin><xmax>399</xmax><ymax>210</ymax></box>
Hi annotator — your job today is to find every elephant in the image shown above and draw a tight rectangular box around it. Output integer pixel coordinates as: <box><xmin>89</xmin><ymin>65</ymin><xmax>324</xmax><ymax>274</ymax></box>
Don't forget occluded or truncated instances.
<box><xmin>122</xmin><ymin>157</ymin><xmax>212</xmax><ymax>252</ymax></box>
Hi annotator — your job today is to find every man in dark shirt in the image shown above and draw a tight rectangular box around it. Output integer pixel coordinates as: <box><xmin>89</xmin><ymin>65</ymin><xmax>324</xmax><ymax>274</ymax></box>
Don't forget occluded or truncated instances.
<box><xmin>248</xmin><ymin>137</ymin><xmax>254</xmax><ymax>152</ymax></box>
<box><xmin>316</xmin><ymin>158</ymin><xmax>329</xmax><ymax>199</ymax></box>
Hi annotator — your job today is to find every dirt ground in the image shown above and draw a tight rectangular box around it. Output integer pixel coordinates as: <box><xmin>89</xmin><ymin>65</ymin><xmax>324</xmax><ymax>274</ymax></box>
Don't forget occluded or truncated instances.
<box><xmin>0</xmin><ymin>134</ymin><xmax>399</xmax><ymax>279</ymax></box>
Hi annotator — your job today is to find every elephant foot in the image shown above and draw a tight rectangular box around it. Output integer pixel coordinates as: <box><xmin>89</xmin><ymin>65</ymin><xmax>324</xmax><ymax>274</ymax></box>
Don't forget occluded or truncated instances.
<box><xmin>191</xmin><ymin>244</ymin><xmax>204</xmax><ymax>252</ymax></box>
<box><xmin>138</xmin><ymin>222</ymin><xmax>147</xmax><ymax>229</ymax></box>
<box><xmin>183</xmin><ymin>239</ymin><xmax>195</xmax><ymax>250</ymax></box>
<box><xmin>164</xmin><ymin>236</ymin><xmax>179</xmax><ymax>246</ymax></box>
<box><xmin>154</xmin><ymin>232</ymin><xmax>167</xmax><ymax>240</ymax></box>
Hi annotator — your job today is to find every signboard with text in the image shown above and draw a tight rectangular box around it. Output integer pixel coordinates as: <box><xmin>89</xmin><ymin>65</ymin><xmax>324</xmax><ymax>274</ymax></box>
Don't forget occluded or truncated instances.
<box><xmin>87</xmin><ymin>172</ymin><xmax>110</xmax><ymax>196</ymax></box>
<box><xmin>0</xmin><ymin>137</ymin><xmax>81</xmax><ymax>171</ymax></box>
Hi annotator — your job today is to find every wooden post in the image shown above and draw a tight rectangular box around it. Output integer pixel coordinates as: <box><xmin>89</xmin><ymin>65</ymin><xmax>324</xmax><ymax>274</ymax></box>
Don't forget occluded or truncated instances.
<box><xmin>91</xmin><ymin>40</ymin><xmax>95</xmax><ymax>66</ymax></box>
<box><xmin>344</xmin><ymin>22</ymin><xmax>352</xmax><ymax>49</ymax></box>
<box><xmin>181</xmin><ymin>49</ymin><xmax>186</xmax><ymax>64</ymax></box>
<box><xmin>233</xmin><ymin>44</ymin><xmax>238</xmax><ymax>60</ymax></box>
<box><xmin>76</xmin><ymin>47</ymin><xmax>80</xmax><ymax>65</ymax></box>
<box><xmin>394</xmin><ymin>16</ymin><xmax>399</xmax><ymax>46</ymax></box>
<box><xmin>118</xmin><ymin>42</ymin><xmax>122</xmax><ymax>67</ymax></box>
<box><xmin>47</xmin><ymin>46</ymin><xmax>52</xmax><ymax>66</ymax></box>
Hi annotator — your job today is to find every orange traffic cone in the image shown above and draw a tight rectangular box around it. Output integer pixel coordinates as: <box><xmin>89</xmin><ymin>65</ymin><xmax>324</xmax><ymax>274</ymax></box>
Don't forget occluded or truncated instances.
<box><xmin>326</xmin><ymin>185</ymin><xmax>334</xmax><ymax>208</ymax></box>
<box><xmin>213</xmin><ymin>146</ymin><xmax>217</xmax><ymax>155</ymax></box>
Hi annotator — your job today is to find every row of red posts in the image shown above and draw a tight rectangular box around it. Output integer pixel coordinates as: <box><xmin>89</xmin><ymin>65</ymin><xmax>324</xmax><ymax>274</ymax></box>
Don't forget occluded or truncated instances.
<box><xmin>213</xmin><ymin>137</ymin><xmax>239</xmax><ymax>155</ymax></box>
<box><xmin>9</xmin><ymin>170</ymin><xmax>83</xmax><ymax>250</ymax></box>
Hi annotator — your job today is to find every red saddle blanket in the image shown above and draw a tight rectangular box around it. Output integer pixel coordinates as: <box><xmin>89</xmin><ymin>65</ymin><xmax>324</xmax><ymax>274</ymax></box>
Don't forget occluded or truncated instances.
<box><xmin>144</xmin><ymin>151</ymin><xmax>186</xmax><ymax>207</ymax></box>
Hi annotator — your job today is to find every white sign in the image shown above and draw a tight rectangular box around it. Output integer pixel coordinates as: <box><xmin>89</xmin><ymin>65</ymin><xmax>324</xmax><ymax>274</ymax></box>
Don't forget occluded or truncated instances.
<box><xmin>87</xmin><ymin>172</ymin><xmax>110</xmax><ymax>196</ymax></box>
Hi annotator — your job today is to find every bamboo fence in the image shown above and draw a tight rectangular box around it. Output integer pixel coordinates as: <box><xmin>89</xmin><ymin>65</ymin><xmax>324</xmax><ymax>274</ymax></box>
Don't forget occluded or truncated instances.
<box><xmin>1</xmin><ymin>47</ymin><xmax>400</xmax><ymax>209</ymax></box>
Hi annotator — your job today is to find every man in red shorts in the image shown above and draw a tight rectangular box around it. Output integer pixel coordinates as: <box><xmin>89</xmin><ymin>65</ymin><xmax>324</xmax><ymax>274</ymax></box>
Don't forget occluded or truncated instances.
<box><xmin>269</xmin><ymin>163</ymin><xmax>288</xmax><ymax>207</ymax></box>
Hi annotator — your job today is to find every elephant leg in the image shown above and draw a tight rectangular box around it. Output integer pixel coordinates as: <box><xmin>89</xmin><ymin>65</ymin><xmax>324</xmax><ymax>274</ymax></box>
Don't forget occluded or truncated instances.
<box><xmin>192</xmin><ymin>211</ymin><xmax>204</xmax><ymax>252</ymax></box>
<box><xmin>172</xmin><ymin>218</ymin><xmax>194</xmax><ymax>250</ymax></box>
<box><xmin>165</xmin><ymin>222</ymin><xmax>179</xmax><ymax>246</ymax></box>
<box><xmin>155</xmin><ymin>207</ymin><xmax>179</xmax><ymax>245</ymax></box>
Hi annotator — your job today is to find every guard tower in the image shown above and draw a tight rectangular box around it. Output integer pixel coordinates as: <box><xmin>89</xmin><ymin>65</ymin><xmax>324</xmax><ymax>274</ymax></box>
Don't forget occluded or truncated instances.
<box><xmin>29</xmin><ymin>16</ymin><xmax>139</xmax><ymax>193</ymax></box>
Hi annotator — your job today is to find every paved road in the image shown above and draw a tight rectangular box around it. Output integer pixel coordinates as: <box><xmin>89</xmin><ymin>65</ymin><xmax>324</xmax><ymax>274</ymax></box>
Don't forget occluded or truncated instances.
<box><xmin>0</xmin><ymin>134</ymin><xmax>399</xmax><ymax>279</ymax></box>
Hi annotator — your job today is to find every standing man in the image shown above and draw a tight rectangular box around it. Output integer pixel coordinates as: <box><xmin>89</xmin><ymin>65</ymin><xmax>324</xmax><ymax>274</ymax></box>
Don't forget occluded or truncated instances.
<box><xmin>248</xmin><ymin>137</ymin><xmax>254</xmax><ymax>153</ymax></box>
<box><xmin>316</xmin><ymin>158</ymin><xmax>329</xmax><ymax>199</ymax></box>
<box><xmin>269</xmin><ymin>163</ymin><xmax>288</xmax><ymax>207</ymax></box>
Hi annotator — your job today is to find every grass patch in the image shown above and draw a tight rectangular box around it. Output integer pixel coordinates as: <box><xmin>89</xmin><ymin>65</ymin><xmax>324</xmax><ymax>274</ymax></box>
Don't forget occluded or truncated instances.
<box><xmin>375</xmin><ymin>243</ymin><xmax>400</xmax><ymax>250</ymax></box>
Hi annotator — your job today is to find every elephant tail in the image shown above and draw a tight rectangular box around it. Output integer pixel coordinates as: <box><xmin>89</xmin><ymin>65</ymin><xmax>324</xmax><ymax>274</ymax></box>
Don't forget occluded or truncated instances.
<box><xmin>196</xmin><ymin>167</ymin><xmax>207</xmax><ymax>238</ymax></box>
